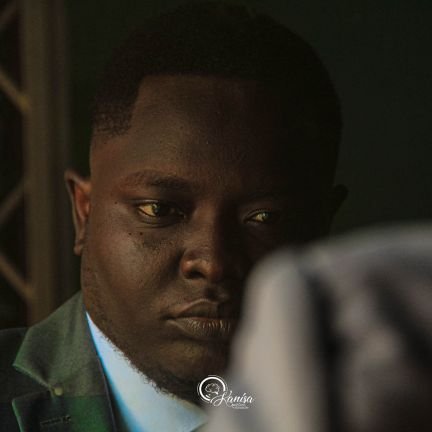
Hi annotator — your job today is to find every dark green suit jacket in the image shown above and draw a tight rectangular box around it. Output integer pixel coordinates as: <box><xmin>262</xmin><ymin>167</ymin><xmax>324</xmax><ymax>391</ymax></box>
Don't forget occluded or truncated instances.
<box><xmin>0</xmin><ymin>293</ymin><xmax>116</xmax><ymax>431</ymax></box>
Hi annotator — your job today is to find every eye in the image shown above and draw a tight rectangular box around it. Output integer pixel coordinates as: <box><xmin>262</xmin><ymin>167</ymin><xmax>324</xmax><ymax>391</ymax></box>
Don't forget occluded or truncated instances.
<box><xmin>247</xmin><ymin>210</ymin><xmax>280</xmax><ymax>224</ymax></box>
<box><xmin>137</xmin><ymin>202</ymin><xmax>182</xmax><ymax>218</ymax></box>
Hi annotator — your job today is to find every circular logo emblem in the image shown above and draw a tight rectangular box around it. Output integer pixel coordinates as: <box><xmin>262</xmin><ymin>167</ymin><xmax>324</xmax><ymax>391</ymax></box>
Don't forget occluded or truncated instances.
<box><xmin>197</xmin><ymin>375</ymin><xmax>227</xmax><ymax>403</ymax></box>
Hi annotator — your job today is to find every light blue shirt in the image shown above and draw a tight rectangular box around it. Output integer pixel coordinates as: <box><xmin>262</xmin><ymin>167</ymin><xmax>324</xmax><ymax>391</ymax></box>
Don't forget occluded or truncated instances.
<box><xmin>87</xmin><ymin>314</ymin><xmax>208</xmax><ymax>432</ymax></box>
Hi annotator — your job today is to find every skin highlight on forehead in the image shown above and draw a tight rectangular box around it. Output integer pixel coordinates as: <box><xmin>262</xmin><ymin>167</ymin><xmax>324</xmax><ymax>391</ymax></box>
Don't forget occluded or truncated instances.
<box><xmin>116</xmin><ymin>169</ymin><xmax>296</xmax><ymax>201</ymax></box>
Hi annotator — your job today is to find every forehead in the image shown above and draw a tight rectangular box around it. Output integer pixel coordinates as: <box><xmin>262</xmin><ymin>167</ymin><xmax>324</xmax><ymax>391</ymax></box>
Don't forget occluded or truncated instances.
<box><xmin>91</xmin><ymin>75</ymin><xmax>303</xmax><ymax>189</ymax></box>
<box><xmin>131</xmin><ymin>75</ymin><xmax>286</xmax><ymax>153</ymax></box>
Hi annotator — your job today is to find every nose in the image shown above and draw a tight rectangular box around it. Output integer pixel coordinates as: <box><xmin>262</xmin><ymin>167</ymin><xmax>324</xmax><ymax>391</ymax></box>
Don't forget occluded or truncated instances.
<box><xmin>179</xmin><ymin>218</ymin><xmax>244</xmax><ymax>284</ymax></box>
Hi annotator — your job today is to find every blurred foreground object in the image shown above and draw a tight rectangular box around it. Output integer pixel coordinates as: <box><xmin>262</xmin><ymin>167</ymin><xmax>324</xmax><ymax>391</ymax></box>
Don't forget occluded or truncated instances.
<box><xmin>205</xmin><ymin>225</ymin><xmax>432</xmax><ymax>432</ymax></box>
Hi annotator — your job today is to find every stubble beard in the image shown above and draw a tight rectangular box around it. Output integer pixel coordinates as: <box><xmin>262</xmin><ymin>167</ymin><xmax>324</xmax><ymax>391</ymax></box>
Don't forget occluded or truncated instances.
<box><xmin>81</xmin><ymin>254</ymin><xmax>229</xmax><ymax>405</ymax></box>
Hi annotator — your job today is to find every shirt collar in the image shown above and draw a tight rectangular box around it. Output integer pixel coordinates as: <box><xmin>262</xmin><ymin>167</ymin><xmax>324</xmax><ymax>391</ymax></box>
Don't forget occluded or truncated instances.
<box><xmin>86</xmin><ymin>314</ymin><xmax>207</xmax><ymax>432</ymax></box>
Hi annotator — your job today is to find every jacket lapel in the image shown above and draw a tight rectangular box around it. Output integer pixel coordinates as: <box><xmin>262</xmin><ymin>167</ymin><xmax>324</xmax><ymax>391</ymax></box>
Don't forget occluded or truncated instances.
<box><xmin>12</xmin><ymin>293</ymin><xmax>116</xmax><ymax>432</ymax></box>
<box><xmin>12</xmin><ymin>392</ymin><xmax>113</xmax><ymax>432</ymax></box>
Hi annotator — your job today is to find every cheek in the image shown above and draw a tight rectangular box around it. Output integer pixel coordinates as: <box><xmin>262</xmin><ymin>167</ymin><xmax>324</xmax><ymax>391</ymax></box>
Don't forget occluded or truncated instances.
<box><xmin>86</xmin><ymin>210</ymin><xmax>180</xmax><ymax>304</ymax></box>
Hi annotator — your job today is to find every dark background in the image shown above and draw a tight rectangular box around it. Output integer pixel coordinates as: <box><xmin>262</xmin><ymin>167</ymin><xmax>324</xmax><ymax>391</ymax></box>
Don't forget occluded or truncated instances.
<box><xmin>66</xmin><ymin>0</ymin><xmax>432</xmax><ymax>234</ymax></box>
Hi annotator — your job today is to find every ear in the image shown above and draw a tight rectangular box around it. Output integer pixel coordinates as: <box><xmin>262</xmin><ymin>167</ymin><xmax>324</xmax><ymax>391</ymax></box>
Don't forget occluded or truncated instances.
<box><xmin>64</xmin><ymin>169</ymin><xmax>92</xmax><ymax>256</ymax></box>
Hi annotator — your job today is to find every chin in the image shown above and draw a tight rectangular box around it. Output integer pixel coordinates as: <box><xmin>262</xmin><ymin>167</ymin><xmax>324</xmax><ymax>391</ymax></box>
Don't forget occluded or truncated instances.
<box><xmin>86</xmin><ymin>295</ymin><xmax>232</xmax><ymax>403</ymax></box>
<box><xmin>128</xmin><ymin>339</ymin><xmax>232</xmax><ymax>404</ymax></box>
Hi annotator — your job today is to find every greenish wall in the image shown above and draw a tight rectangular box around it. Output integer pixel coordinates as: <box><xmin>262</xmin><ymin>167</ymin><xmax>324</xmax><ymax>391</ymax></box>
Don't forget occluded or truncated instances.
<box><xmin>67</xmin><ymin>1</ymin><xmax>432</xmax><ymax>233</ymax></box>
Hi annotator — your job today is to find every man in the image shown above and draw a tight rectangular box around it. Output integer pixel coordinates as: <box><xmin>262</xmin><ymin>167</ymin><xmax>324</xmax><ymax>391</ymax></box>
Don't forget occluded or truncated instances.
<box><xmin>0</xmin><ymin>3</ymin><xmax>344</xmax><ymax>431</ymax></box>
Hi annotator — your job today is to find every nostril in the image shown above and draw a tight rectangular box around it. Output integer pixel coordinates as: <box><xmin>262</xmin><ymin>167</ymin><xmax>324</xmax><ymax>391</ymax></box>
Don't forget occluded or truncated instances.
<box><xmin>180</xmin><ymin>252</ymin><xmax>226</xmax><ymax>282</ymax></box>
<box><xmin>180</xmin><ymin>255</ymin><xmax>206</xmax><ymax>279</ymax></box>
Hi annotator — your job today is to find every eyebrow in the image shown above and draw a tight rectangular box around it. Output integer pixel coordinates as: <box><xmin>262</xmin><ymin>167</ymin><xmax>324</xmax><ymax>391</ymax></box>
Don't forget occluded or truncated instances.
<box><xmin>117</xmin><ymin>170</ymin><xmax>196</xmax><ymax>193</ymax></box>
<box><xmin>117</xmin><ymin>169</ymin><xmax>293</xmax><ymax>201</ymax></box>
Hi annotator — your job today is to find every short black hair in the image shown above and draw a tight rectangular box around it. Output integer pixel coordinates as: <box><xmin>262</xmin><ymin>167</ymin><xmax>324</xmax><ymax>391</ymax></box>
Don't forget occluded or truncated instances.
<box><xmin>92</xmin><ymin>1</ymin><xmax>341</xmax><ymax>180</ymax></box>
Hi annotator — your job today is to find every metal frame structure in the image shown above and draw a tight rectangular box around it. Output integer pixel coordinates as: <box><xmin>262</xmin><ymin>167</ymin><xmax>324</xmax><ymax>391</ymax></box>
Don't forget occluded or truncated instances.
<box><xmin>0</xmin><ymin>0</ymin><xmax>73</xmax><ymax>324</ymax></box>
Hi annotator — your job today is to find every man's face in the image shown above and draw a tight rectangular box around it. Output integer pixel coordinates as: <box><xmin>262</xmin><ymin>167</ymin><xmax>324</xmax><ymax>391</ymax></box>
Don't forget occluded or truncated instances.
<box><xmin>67</xmin><ymin>75</ymin><xmax>338</xmax><ymax>402</ymax></box>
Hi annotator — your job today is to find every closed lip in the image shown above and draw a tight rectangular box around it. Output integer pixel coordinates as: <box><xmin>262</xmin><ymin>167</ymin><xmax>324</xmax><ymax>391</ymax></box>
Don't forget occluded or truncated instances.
<box><xmin>171</xmin><ymin>299</ymin><xmax>237</xmax><ymax>319</ymax></box>
<box><xmin>168</xmin><ymin>317</ymin><xmax>236</xmax><ymax>342</ymax></box>
<box><xmin>168</xmin><ymin>299</ymin><xmax>238</xmax><ymax>341</ymax></box>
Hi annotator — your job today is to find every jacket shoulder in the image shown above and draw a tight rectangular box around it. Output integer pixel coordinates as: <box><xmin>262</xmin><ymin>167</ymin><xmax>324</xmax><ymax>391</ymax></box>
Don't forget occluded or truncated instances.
<box><xmin>0</xmin><ymin>328</ymin><xmax>39</xmax><ymax>432</ymax></box>
<box><xmin>0</xmin><ymin>327</ymin><xmax>45</xmax><ymax>400</ymax></box>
